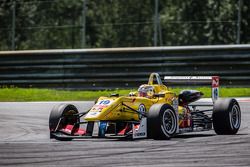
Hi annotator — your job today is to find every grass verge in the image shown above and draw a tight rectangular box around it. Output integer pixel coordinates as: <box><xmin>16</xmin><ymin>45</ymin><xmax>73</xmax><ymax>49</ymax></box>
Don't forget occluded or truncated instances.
<box><xmin>0</xmin><ymin>87</ymin><xmax>249</xmax><ymax>102</ymax></box>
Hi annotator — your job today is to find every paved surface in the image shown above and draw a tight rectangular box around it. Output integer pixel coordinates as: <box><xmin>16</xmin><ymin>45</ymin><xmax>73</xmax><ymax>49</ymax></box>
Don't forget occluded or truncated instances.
<box><xmin>0</xmin><ymin>99</ymin><xmax>249</xmax><ymax>166</ymax></box>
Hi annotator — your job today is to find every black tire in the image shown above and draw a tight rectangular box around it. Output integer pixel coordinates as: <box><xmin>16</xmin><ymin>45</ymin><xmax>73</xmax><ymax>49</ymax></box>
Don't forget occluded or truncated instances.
<box><xmin>147</xmin><ymin>104</ymin><xmax>178</xmax><ymax>139</ymax></box>
<box><xmin>212</xmin><ymin>98</ymin><xmax>241</xmax><ymax>135</ymax></box>
<box><xmin>49</xmin><ymin>104</ymin><xmax>79</xmax><ymax>132</ymax></box>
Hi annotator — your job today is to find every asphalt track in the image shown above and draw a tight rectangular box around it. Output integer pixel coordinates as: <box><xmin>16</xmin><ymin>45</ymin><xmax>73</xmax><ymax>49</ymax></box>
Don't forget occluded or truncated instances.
<box><xmin>0</xmin><ymin>99</ymin><xmax>250</xmax><ymax>167</ymax></box>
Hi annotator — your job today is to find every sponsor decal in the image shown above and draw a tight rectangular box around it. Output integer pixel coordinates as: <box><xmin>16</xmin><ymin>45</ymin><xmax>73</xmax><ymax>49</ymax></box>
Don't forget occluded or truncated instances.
<box><xmin>134</xmin><ymin>132</ymin><xmax>146</xmax><ymax>137</ymax></box>
<box><xmin>91</xmin><ymin>99</ymin><xmax>113</xmax><ymax>112</ymax></box>
<box><xmin>138</xmin><ymin>104</ymin><xmax>146</xmax><ymax>119</ymax></box>
<box><xmin>164</xmin><ymin>76</ymin><xmax>213</xmax><ymax>80</ymax></box>
<box><xmin>89</xmin><ymin>112</ymin><xmax>99</xmax><ymax>116</ymax></box>
<box><xmin>212</xmin><ymin>87</ymin><xmax>219</xmax><ymax>101</ymax></box>
<box><xmin>132</xmin><ymin>117</ymin><xmax>147</xmax><ymax>139</ymax></box>
<box><xmin>86</xmin><ymin>111</ymin><xmax>101</xmax><ymax>118</ymax></box>
<box><xmin>98</xmin><ymin>121</ymin><xmax>107</xmax><ymax>137</ymax></box>
<box><xmin>172</xmin><ymin>98</ymin><xmax>178</xmax><ymax>113</ymax></box>
<box><xmin>212</xmin><ymin>76</ymin><xmax>219</xmax><ymax>102</ymax></box>
<box><xmin>212</xmin><ymin>76</ymin><xmax>219</xmax><ymax>88</ymax></box>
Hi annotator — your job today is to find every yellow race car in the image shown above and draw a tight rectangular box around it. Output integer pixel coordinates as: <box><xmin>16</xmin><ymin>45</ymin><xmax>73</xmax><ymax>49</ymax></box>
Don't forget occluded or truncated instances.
<box><xmin>49</xmin><ymin>73</ymin><xmax>241</xmax><ymax>140</ymax></box>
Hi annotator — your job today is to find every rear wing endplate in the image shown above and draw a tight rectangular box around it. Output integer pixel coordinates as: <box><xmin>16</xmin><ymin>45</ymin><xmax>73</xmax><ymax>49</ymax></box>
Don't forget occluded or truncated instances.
<box><xmin>164</xmin><ymin>76</ymin><xmax>219</xmax><ymax>103</ymax></box>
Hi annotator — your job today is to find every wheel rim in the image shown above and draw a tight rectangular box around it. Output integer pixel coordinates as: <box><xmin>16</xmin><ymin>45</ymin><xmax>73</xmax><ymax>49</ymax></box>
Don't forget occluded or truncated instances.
<box><xmin>162</xmin><ymin>109</ymin><xmax>176</xmax><ymax>135</ymax></box>
<box><xmin>229</xmin><ymin>104</ymin><xmax>241</xmax><ymax>129</ymax></box>
<box><xmin>62</xmin><ymin>109</ymin><xmax>78</xmax><ymax>126</ymax></box>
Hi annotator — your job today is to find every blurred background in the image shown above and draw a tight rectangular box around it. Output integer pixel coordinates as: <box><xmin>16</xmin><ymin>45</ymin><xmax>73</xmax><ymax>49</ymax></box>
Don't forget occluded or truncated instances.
<box><xmin>0</xmin><ymin>0</ymin><xmax>249</xmax><ymax>51</ymax></box>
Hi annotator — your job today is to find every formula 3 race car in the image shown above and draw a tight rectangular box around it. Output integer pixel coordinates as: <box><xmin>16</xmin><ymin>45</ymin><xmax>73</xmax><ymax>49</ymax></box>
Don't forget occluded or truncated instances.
<box><xmin>49</xmin><ymin>73</ymin><xmax>241</xmax><ymax>140</ymax></box>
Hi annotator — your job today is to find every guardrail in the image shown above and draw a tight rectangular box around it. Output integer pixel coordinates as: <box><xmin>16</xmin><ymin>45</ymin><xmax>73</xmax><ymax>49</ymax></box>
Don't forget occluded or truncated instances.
<box><xmin>0</xmin><ymin>45</ymin><xmax>250</xmax><ymax>90</ymax></box>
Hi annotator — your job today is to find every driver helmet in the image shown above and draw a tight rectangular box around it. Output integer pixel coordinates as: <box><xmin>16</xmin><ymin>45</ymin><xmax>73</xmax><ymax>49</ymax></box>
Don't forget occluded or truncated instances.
<box><xmin>138</xmin><ymin>84</ymin><xmax>154</xmax><ymax>98</ymax></box>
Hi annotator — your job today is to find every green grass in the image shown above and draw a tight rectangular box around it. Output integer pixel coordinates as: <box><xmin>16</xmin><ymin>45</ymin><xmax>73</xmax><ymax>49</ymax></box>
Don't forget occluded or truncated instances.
<box><xmin>0</xmin><ymin>88</ymin><xmax>133</xmax><ymax>102</ymax></box>
<box><xmin>0</xmin><ymin>87</ymin><xmax>249</xmax><ymax>102</ymax></box>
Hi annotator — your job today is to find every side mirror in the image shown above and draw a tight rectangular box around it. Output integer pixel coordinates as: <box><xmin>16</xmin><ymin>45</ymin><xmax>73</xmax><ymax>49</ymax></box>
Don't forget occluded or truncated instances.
<box><xmin>129</xmin><ymin>92</ymin><xmax>137</xmax><ymax>96</ymax></box>
<box><xmin>110</xmin><ymin>93</ymin><xmax>119</xmax><ymax>97</ymax></box>
<box><xmin>154</xmin><ymin>93</ymin><xmax>165</xmax><ymax>98</ymax></box>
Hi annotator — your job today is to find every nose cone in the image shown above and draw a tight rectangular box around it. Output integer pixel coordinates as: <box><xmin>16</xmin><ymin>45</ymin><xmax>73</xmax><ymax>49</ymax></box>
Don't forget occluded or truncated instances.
<box><xmin>84</xmin><ymin>98</ymin><xmax>117</xmax><ymax>121</ymax></box>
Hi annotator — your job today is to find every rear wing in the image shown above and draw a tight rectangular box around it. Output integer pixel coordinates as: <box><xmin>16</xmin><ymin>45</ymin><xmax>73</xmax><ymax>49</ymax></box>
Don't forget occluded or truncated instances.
<box><xmin>164</xmin><ymin>76</ymin><xmax>219</xmax><ymax>103</ymax></box>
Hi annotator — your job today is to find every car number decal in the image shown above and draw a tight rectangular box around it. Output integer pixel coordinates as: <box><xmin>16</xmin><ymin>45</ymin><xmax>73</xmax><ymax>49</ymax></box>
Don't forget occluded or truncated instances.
<box><xmin>91</xmin><ymin>99</ymin><xmax>114</xmax><ymax>112</ymax></box>
<box><xmin>98</xmin><ymin>100</ymin><xmax>111</xmax><ymax>105</ymax></box>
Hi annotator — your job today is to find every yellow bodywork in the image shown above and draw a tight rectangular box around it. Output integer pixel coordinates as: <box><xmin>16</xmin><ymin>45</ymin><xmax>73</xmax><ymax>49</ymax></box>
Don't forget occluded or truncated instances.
<box><xmin>84</xmin><ymin>73</ymin><xmax>180</xmax><ymax>122</ymax></box>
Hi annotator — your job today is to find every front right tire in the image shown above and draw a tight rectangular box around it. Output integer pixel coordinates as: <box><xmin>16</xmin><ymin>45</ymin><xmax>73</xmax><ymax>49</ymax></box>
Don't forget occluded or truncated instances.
<box><xmin>147</xmin><ymin>104</ymin><xmax>178</xmax><ymax>139</ymax></box>
<box><xmin>49</xmin><ymin>104</ymin><xmax>79</xmax><ymax>132</ymax></box>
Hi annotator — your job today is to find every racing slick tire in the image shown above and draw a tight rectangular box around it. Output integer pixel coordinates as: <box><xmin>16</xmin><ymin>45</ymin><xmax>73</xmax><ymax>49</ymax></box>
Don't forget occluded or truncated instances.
<box><xmin>212</xmin><ymin>98</ymin><xmax>241</xmax><ymax>135</ymax></box>
<box><xmin>147</xmin><ymin>103</ymin><xmax>178</xmax><ymax>140</ymax></box>
<box><xmin>49</xmin><ymin>104</ymin><xmax>79</xmax><ymax>140</ymax></box>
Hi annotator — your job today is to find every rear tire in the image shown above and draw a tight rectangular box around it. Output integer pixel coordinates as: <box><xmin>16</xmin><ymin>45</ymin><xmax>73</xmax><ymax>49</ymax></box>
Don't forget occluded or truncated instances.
<box><xmin>212</xmin><ymin>98</ymin><xmax>241</xmax><ymax>135</ymax></box>
<box><xmin>147</xmin><ymin>104</ymin><xmax>178</xmax><ymax>139</ymax></box>
<box><xmin>49</xmin><ymin>104</ymin><xmax>79</xmax><ymax>132</ymax></box>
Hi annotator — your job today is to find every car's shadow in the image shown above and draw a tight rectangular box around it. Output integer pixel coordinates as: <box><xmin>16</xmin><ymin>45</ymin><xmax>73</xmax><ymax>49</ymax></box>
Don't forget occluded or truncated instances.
<box><xmin>175</xmin><ymin>133</ymin><xmax>249</xmax><ymax>139</ymax></box>
<box><xmin>174</xmin><ymin>133</ymin><xmax>216</xmax><ymax>139</ymax></box>
<box><xmin>54</xmin><ymin>133</ymin><xmax>249</xmax><ymax>142</ymax></box>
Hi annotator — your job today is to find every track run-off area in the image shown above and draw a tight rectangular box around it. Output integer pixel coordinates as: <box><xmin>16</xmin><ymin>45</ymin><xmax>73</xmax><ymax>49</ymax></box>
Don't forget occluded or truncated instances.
<box><xmin>0</xmin><ymin>98</ymin><xmax>250</xmax><ymax>166</ymax></box>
